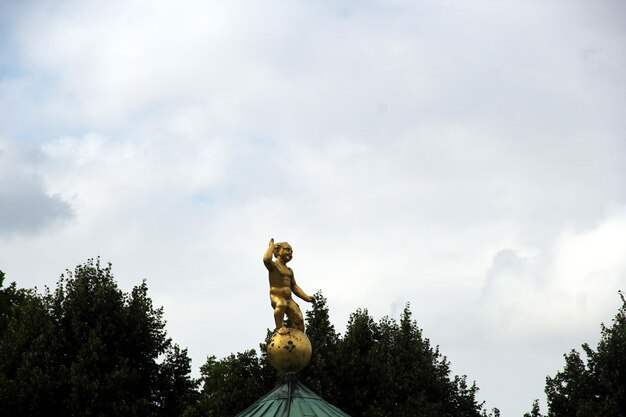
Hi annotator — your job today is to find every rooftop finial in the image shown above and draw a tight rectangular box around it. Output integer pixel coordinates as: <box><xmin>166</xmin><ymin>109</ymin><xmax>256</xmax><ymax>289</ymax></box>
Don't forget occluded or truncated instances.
<box><xmin>263</xmin><ymin>238</ymin><xmax>313</xmax><ymax>373</ymax></box>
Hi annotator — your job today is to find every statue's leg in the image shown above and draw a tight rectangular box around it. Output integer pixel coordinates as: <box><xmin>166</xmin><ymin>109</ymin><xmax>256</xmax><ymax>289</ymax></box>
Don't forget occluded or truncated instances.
<box><xmin>287</xmin><ymin>300</ymin><xmax>305</xmax><ymax>333</ymax></box>
<box><xmin>271</xmin><ymin>295</ymin><xmax>288</xmax><ymax>331</ymax></box>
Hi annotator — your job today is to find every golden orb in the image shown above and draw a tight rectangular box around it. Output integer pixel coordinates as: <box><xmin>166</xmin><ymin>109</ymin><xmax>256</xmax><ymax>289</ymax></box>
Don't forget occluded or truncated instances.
<box><xmin>267</xmin><ymin>328</ymin><xmax>312</xmax><ymax>373</ymax></box>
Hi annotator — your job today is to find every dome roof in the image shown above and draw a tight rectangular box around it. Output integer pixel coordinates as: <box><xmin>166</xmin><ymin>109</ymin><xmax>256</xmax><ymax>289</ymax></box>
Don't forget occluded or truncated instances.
<box><xmin>235</xmin><ymin>376</ymin><xmax>351</xmax><ymax>417</ymax></box>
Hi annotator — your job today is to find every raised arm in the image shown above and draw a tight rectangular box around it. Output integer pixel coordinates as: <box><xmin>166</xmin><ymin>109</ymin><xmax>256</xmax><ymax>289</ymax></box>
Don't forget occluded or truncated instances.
<box><xmin>291</xmin><ymin>273</ymin><xmax>314</xmax><ymax>303</ymax></box>
<box><xmin>263</xmin><ymin>238</ymin><xmax>275</xmax><ymax>270</ymax></box>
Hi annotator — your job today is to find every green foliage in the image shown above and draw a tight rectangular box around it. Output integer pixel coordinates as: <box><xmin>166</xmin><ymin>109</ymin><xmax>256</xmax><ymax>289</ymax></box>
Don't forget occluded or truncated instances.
<box><xmin>545</xmin><ymin>291</ymin><xmax>626</xmax><ymax>417</ymax></box>
<box><xmin>196</xmin><ymin>293</ymin><xmax>494</xmax><ymax>417</ymax></box>
<box><xmin>524</xmin><ymin>399</ymin><xmax>543</xmax><ymax>417</ymax></box>
<box><xmin>0</xmin><ymin>260</ymin><xmax>197</xmax><ymax>417</ymax></box>
<box><xmin>298</xmin><ymin>292</ymin><xmax>341</xmax><ymax>404</ymax></box>
<box><xmin>0</xmin><ymin>269</ymin><xmax>56</xmax><ymax>417</ymax></box>
<box><xmin>330</xmin><ymin>304</ymin><xmax>486</xmax><ymax>417</ymax></box>
<box><xmin>196</xmin><ymin>350</ymin><xmax>276</xmax><ymax>417</ymax></box>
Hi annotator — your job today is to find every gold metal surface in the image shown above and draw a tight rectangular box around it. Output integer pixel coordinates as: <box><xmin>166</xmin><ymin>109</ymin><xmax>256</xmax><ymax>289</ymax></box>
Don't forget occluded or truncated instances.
<box><xmin>263</xmin><ymin>238</ymin><xmax>314</xmax><ymax>334</ymax></box>
<box><xmin>266</xmin><ymin>327</ymin><xmax>312</xmax><ymax>374</ymax></box>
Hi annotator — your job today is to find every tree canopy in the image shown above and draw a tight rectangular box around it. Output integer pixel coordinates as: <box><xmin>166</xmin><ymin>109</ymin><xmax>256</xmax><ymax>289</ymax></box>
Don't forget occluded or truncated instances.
<box><xmin>539</xmin><ymin>291</ymin><xmax>626</xmax><ymax>417</ymax></box>
<box><xmin>0</xmin><ymin>260</ymin><xmax>197</xmax><ymax>417</ymax></box>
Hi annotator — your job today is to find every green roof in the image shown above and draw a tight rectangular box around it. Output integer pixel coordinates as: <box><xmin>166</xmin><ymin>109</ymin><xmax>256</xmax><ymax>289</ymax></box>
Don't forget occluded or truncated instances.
<box><xmin>235</xmin><ymin>376</ymin><xmax>351</xmax><ymax>417</ymax></box>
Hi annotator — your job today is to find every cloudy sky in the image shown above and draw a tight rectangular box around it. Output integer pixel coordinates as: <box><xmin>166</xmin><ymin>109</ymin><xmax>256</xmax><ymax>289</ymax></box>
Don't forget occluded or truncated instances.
<box><xmin>1</xmin><ymin>0</ymin><xmax>625</xmax><ymax>414</ymax></box>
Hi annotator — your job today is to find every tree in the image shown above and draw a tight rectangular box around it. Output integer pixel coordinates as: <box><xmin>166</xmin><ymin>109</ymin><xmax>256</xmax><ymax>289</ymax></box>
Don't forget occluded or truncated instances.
<box><xmin>544</xmin><ymin>291</ymin><xmax>626</xmax><ymax>417</ymax></box>
<box><xmin>195</xmin><ymin>350</ymin><xmax>276</xmax><ymax>417</ymax></box>
<box><xmin>333</xmin><ymin>304</ymin><xmax>489</xmax><ymax>417</ymax></box>
<box><xmin>0</xmin><ymin>259</ymin><xmax>197</xmax><ymax>417</ymax></box>
<box><xmin>0</xmin><ymin>269</ymin><xmax>57</xmax><ymax>417</ymax></box>
<box><xmin>524</xmin><ymin>399</ymin><xmax>543</xmax><ymax>417</ymax></box>
<box><xmin>298</xmin><ymin>292</ymin><xmax>341</xmax><ymax>404</ymax></box>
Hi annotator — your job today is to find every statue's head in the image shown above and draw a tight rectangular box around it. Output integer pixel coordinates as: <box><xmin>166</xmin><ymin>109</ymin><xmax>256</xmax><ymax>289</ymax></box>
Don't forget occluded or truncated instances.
<box><xmin>273</xmin><ymin>242</ymin><xmax>293</xmax><ymax>263</ymax></box>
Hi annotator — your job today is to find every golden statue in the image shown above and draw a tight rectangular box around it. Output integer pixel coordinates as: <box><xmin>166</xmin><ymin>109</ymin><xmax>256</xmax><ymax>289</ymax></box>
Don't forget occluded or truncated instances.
<box><xmin>263</xmin><ymin>238</ymin><xmax>314</xmax><ymax>335</ymax></box>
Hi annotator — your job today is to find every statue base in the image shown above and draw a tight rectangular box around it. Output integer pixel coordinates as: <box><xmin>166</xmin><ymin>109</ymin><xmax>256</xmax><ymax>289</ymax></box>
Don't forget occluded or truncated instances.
<box><xmin>267</xmin><ymin>327</ymin><xmax>312</xmax><ymax>373</ymax></box>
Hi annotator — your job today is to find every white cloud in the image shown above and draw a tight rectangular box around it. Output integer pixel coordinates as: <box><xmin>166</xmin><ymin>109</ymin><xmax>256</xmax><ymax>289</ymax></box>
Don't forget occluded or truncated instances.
<box><xmin>478</xmin><ymin>208</ymin><xmax>626</xmax><ymax>336</ymax></box>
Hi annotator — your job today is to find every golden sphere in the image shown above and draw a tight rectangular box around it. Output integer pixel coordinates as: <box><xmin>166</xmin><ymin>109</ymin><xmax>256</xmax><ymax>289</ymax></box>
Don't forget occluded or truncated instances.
<box><xmin>267</xmin><ymin>328</ymin><xmax>312</xmax><ymax>373</ymax></box>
